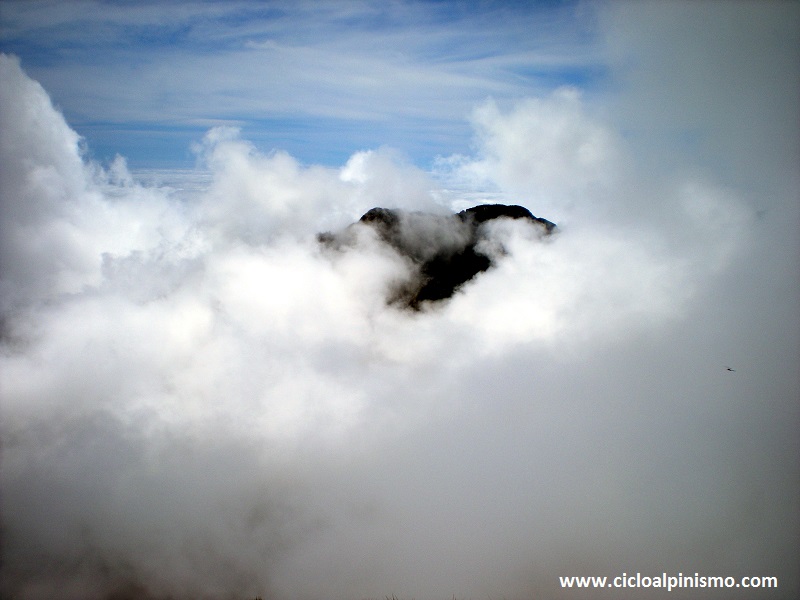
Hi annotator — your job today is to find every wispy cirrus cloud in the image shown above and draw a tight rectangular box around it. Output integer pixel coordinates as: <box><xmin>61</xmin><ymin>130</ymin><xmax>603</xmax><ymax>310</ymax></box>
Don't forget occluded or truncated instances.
<box><xmin>0</xmin><ymin>0</ymin><xmax>601</xmax><ymax>166</ymax></box>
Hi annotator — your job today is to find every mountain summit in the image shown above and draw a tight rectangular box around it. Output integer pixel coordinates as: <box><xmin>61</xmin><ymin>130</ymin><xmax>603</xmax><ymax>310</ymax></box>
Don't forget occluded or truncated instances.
<box><xmin>320</xmin><ymin>204</ymin><xmax>555</xmax><ymax>309</ymax></box>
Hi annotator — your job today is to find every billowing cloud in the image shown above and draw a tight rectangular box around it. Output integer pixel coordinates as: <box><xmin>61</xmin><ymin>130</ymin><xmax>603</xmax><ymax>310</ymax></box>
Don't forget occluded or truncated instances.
<box><xmin>1</xmin><ymin>39</ymin><xmax>798</xmax><ymax>600</ymax></box>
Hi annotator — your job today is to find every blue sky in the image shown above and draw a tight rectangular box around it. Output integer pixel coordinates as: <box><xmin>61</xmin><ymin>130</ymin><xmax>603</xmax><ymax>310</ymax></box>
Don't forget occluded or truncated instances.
<box><xmin>0</xmin><ymin>0</ymin><xmax>605</xmax><ymax>169</ymax></box>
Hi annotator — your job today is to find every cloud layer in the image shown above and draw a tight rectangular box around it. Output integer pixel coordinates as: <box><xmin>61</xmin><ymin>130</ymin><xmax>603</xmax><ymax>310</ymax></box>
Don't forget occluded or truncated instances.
<box><xmin>1</xmin><ymin>38</ymin><xmax>798</xmax><ymax>600</ymax></box>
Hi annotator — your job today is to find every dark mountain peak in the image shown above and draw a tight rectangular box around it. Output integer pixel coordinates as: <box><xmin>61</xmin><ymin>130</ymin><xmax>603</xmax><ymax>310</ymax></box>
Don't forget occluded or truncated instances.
<box><xmin>459</xmin><ymin>203</ymin><xmax>533</xmax><ymax>223</ymax></box>
<box><xmin>359</xmin><ymin>206</ymin><xmax>401</xmax><ymax>228</ymax></box>
<box><xmin>459</xmin><ymin>203</ymin><xmax>557</xmax><ymax>233</ymax></box>
<box><xmin>320</xmin><ymin>203</ymin><xmax>556</xmax><ymax>310</ymax></box>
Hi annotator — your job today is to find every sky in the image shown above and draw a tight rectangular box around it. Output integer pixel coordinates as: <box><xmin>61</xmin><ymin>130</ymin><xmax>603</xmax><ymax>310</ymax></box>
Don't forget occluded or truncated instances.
<box><xmin>1</xmin><ymin>1</ymin><xmax>799</xmax><ymax>600</ymax></box>
<box><xmin>0</xmin><ymin>0</ymin><xmax>605</xmax><ymax>169</ymax></box>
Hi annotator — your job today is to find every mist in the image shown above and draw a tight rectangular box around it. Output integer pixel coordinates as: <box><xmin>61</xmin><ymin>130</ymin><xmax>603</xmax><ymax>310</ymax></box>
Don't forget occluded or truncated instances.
<box><xmin>1</xmin><ymin>4</ymin><xmax>798</xmax><ymax>597</ymax></box>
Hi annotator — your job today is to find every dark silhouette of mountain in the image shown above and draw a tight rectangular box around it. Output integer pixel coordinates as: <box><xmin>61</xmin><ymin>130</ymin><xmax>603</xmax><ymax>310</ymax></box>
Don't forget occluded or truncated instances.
<box><xmin>319</xmin><ymin>204</ymin><xmax>556</xmax><ymax>309</ymax></box>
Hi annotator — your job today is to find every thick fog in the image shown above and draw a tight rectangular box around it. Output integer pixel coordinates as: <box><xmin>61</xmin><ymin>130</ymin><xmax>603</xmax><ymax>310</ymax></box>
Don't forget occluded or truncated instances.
<box><xmin>1</xmin><ymin>5</ymin><xmax>798</xmax><ymax>598</ymax></box>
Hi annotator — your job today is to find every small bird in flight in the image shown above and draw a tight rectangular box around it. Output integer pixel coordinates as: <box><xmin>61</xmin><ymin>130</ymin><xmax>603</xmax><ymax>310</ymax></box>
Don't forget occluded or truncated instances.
<box><xmin>725</xmin><ymin>367</ymin><xmax>736</xmax><ymax>372</ymax></box>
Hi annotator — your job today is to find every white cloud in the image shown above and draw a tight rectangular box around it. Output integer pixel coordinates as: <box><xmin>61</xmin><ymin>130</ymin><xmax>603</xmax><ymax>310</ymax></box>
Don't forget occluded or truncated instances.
<box><xmin>0</xmin><ymin>54</ymin><xmax>192</xmax><ymax>307</ymax></box>
<box><xmin>463</xmin><ymin>89</ymin><xmax>623</xmax><ymax>211</ymax></box>
<box><xmin>600</xmin><ymin>0</ymin><xmax>800</xmax><ymax>192</ymax></box>
<box><xmin>1</xmin><ymin>40</ymin><xmax>798</xmax><ymax>600</ymax></box>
